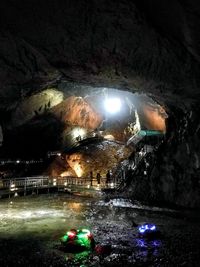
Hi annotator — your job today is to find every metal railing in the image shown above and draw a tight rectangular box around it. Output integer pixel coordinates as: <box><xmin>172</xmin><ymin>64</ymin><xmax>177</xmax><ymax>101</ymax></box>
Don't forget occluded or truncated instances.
<box><xmin>1</xmin><ymin>175</ymin><xmax>119</xmax><ymax>193</ymax></box>
<box><xmin>3</xmin><ymin>177</ymin><xmax>49</xmax><ymax>189</ymax></box>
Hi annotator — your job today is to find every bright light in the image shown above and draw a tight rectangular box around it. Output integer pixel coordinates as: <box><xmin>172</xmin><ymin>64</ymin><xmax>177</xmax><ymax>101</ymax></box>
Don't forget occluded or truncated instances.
<box><xmin>134</xmin><ymin>110</ymin><xmax>141</xmax><ymax>132</ymax></box>
<box><xmin>73</xmin><ymin>162</ymin><xmax>83</xmax><ymax>177</ymax></box>
<box><xmin>104</xmin><ymin>98</ymin><xmax>121</xmax><ymax>114</ymax></box>
<box><xmin>53</xmin><ymin>178</ymin><xmax>57</xmax><ymax>186</ymax></box>
<box><xmin>10</xmin><ymin>183</ymin><xmax>16</xmax><ymax>191</ymax></box>
<box><xmin>60</xmin><ymin>171</ymin><xmax>70</xmax><ymax>177</ymax></box>
<box><xmin>72</xmin><ymin>128</ymin><xmax>86</xmax><ymax>139</ymax></box>
<box><xmin>139</xmin><ymin>224</ymin><xmax>156</xmax><ymax>234</ymax></box>
<box><xmin>104</xmin><ymin>134</ymin><xmax>115</xmax><ymax>140</ymax></box>
<box><xmin>110</xmin><ymin>182</ymin><xmax>114</xmax><ymax>188</ymax></box>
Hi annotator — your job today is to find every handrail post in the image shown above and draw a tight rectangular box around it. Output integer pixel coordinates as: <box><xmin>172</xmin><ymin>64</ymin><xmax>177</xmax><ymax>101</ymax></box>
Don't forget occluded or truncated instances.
<box><xmin>9</xmin><ymin>179</ymin><xmax>11</xmax><ymax>198</ymax></box>
<box><xmin>24</xmin><ymin>178</ymin><xmax>26</xmax><ymax>196</ymax></box>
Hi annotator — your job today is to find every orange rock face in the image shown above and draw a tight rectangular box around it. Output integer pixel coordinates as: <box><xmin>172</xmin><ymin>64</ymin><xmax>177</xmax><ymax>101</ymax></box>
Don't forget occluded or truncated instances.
<box><xmin>141</xmin><ymin>104</ymin><xmax>167</xmax><ymax>132</ymax></box>
<box><xmin>66</xmin><ymin>141</ymin><xmax>132</xmax><ymax>178</ymax></box>
<box><xmin>47</xmin><ymin>140</ymin><xmax>132</xmax><ymax>178</ymax></box>
<box><xmin>51</xmin><ymin>96</ymin><xmax>103</xmax><ymax>130</ymax></box>
<box><xmin>46</xmin><ymin>156</ymin><xmax>76</xmax><ymax>177</ymax></box>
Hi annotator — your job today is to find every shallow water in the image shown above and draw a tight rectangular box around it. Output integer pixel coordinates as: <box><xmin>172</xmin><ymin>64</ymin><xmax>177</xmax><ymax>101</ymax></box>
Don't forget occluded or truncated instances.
<box><xmin>0</xmin><ymin>193</ymin><xmax>199</xmax><ymax>266</ymax></box>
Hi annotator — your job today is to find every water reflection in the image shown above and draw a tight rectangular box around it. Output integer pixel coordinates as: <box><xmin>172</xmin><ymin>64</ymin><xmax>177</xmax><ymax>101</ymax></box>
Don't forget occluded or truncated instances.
<box><xmin>136</xmin><ymin>238</ymin><xmax>162</xmax><ymax>248</ymax></box>
<box><xmin>135</xmin><ymin>238</ymin><xmax>162</xmax><ymax>260</ymax></box>
<box><xmin>67</xmin><ymin>202</ymin><xmax>82</xmax><ymax>212</ymax></box>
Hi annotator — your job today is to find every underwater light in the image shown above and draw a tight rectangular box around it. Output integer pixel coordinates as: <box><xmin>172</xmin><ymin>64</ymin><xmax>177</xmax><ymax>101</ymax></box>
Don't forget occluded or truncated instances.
<box><xmin>61</xmin><ymin>228</ymin><xmax>95</xmax><ymax>251</ymax></box>
<box><xmin>67</xmin><ymin>230</ymin><xmax>77</xmax><ymax>238</ymax></box>
<box><xmin>139</xmin><ymin>224</ymin><xmax>156</xmax><ymax>234</ymax></box>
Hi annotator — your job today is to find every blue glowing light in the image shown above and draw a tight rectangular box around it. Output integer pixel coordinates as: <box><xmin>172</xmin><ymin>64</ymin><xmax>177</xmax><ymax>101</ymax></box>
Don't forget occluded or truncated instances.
<box><xmin>152</xmin><ymin>240</ymin><xmax>162</xmax><ymax>247</ymax></box>
<box><xmin>139</xmin><ymin>224</ymin><xmax>156</xmax><ymax>234</ymax></box>
<box><xmin>136</xmin><ymin>239</ymin><xmax>162</xmax><ymax>249</ymax></box>
<box><xmin>137</xmin><ymin>239</ymin><xmax>147</xmax><ymax>248</ymax></box>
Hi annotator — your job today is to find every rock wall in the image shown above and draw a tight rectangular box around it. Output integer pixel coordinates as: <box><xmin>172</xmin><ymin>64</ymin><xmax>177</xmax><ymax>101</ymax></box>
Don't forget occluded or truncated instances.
<box><xmin>51</xmin><ymin>96</ymin><xmax>103</xmax><ymax>130</ymax></box>
<box><xmin>47</xmin><ymin>140</ymin><xmax>132</xmax><ymax>179</ymax></box>
<box><xmin>127</xmin><ymin>105</ymin><xmax>200</xmax><ymax>208</ymax></box>
<box><xmin>9</xmin><ymin>89</ymin><xmax>64</xmax><ymax>128</ymax></box>
<box><xmin>0</xmin><ymin>125</ymin><xmax>3</xmax><ymax>146</ymax></box>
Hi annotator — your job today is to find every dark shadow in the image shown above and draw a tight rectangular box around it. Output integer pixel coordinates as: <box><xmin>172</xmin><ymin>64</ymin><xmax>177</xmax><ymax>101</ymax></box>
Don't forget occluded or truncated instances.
<box><xmin>1</xmin><ymin>113</ymin><xmax>65</xmax><ymax>159</ymax></box>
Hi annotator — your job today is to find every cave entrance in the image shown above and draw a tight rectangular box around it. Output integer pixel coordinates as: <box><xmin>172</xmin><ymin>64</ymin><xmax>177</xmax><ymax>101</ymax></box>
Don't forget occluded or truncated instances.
<box><xmin>49</xmin><ymin>86</ymin><xmax>168</xmax><ymax>186</ymax></box>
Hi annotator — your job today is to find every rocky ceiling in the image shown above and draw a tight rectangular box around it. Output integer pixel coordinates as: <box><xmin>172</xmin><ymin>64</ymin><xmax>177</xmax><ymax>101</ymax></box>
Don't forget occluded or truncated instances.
<box><xmin>0</xmin><ymin>0</ymin><xmax>200</xmax><ymax>105</ymax></box>
<box><xmin>0</xmin><ymin>0</ymin><xmax>200</xmax><ymax>207</ymax></box>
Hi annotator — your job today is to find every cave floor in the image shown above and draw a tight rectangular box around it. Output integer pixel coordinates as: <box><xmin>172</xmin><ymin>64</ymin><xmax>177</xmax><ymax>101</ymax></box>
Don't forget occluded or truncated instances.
<box><xmin>0</xmin><ymin>192</ymin><xmax>199</xmax><ymax>267</ymax></box>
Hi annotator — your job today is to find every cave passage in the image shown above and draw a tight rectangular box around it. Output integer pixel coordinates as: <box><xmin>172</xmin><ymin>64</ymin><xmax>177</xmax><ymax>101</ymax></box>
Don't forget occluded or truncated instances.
<box><xmin>1</xmin><ymin>0</ymin><xmax>200</xmax><ymax>265</ymax></box>
<box><xmin>0</xmin><ymin>85</ymin><xmax>167</xmax><ymax>185</ymax></box>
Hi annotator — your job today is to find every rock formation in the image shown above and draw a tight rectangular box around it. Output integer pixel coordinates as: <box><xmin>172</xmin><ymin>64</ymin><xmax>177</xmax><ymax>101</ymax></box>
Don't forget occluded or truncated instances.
<box><xmin>0</xmin><ymin>0</ymin><xmax>200</xmax><ymax>207</ymax></box>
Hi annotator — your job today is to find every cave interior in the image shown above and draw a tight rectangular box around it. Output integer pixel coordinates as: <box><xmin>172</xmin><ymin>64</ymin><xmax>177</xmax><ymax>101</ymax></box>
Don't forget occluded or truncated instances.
<box><xmin>0</xmin><ymin>0</ymin><xmax>200</xmax><ymax>266</ymax></box>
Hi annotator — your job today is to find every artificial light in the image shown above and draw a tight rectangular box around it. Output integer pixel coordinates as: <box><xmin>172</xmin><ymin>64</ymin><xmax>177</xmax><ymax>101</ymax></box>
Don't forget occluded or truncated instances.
<box><xmin>104</xmin><ymin>98</ymin><xmax>121</xmax><ymax>114</ymax></box>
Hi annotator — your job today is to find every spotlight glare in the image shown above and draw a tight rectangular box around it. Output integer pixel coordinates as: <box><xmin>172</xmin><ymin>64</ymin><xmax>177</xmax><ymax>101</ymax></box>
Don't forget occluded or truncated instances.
<box><xmin>104</xmin><ymin>98</ymin><xmax>121</xmax><ymax>114</ymax></box>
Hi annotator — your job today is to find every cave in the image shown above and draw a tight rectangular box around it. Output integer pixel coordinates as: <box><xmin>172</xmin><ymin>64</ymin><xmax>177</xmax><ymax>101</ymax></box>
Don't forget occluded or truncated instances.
<box><xmin>0</xmin><ymin>1</ymin><xmax>200</xmax><ymax>266</ymax></box>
